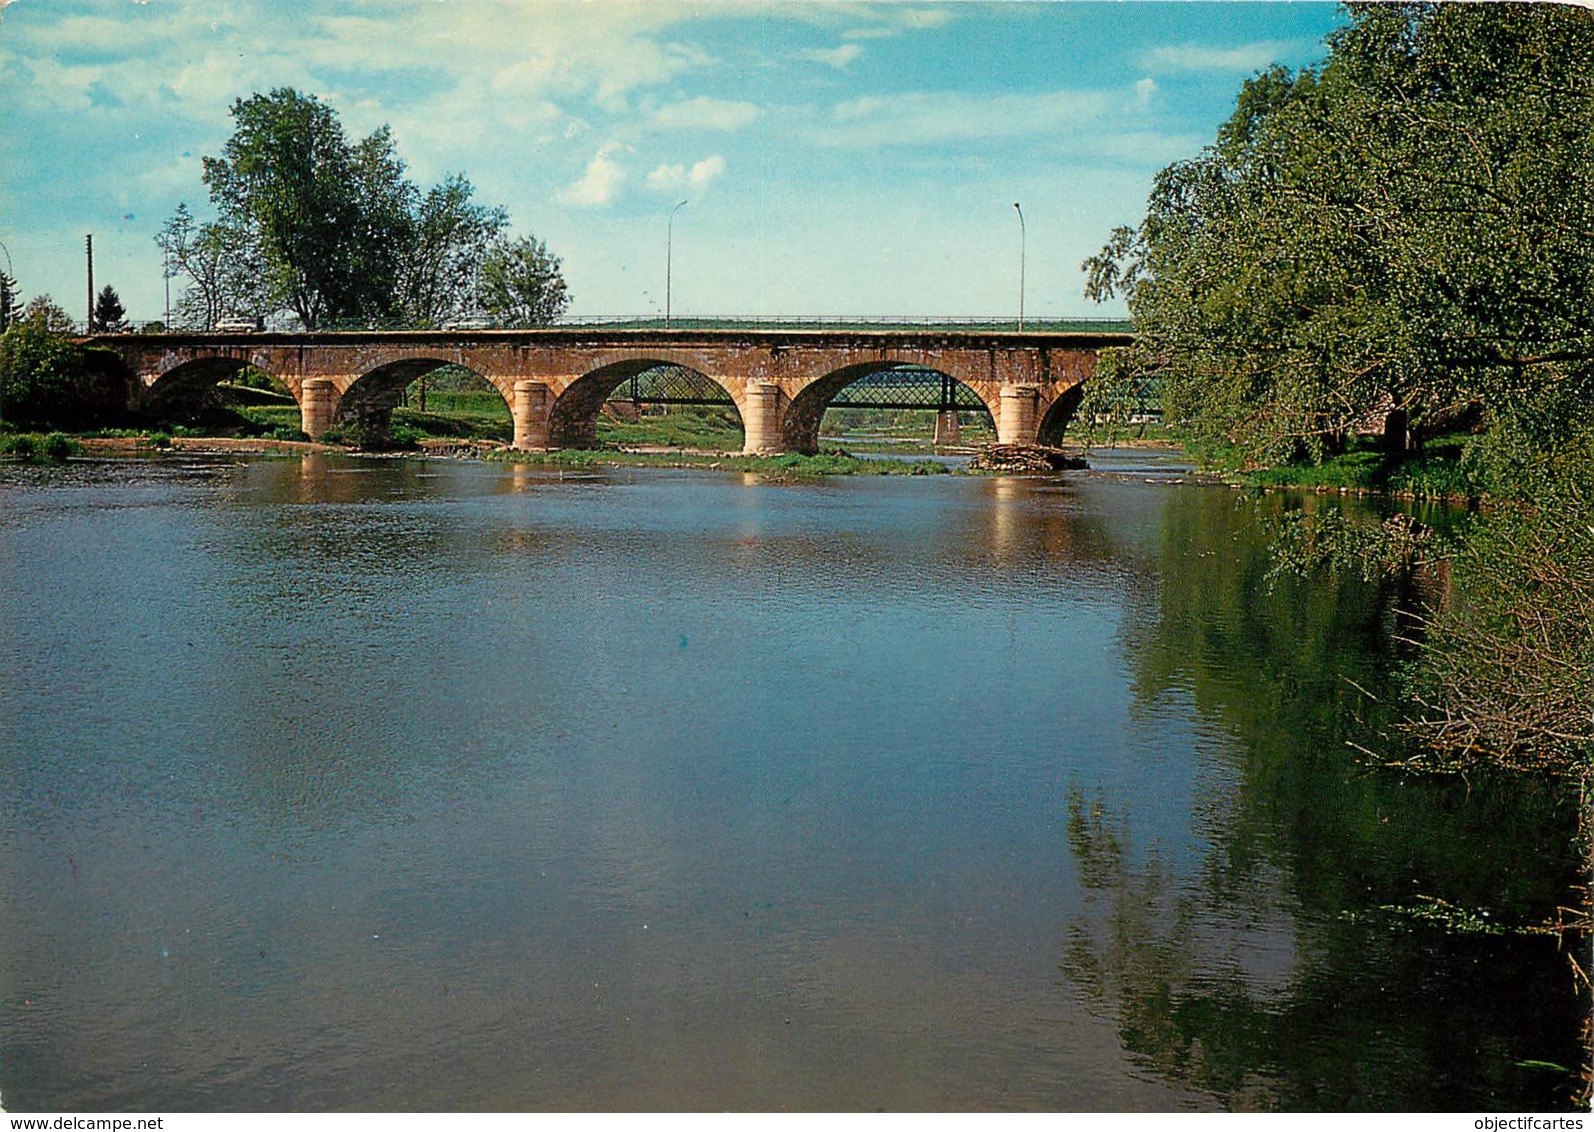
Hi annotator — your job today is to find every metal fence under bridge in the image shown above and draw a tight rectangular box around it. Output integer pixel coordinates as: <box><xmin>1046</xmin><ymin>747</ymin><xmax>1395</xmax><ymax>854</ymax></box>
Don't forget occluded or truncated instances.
<box><xmin>604</xmin><ymin>363</ymin><xmax>994</xmax><ymax>417</ymax></box>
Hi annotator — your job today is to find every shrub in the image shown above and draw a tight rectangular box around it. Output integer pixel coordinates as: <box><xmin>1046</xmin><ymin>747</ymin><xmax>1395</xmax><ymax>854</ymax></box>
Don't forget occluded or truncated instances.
<box><xmin>40</xmin><ymin>432</ymin><xmax>78</xmax><ymax>459</ymax></box>
<box><xmin>0</xmin><ymin>323</ymin><xmax>129</xmax><ymax>429</ymax></box>
<box><xmin>2</xmin><ymin>434</ymin><xmax>38</xmax><ymax>459</ymax></box>
<box><xmin>386</xmin><ymin>424</ymin><xmax>424</xmax><ymax>449</ymax></box>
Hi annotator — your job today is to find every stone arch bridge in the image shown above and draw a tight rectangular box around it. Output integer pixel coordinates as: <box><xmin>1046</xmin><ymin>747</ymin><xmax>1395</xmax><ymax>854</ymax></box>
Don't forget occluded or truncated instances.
<box><xmin>87</xmin><ymin>327</ymin><xmax>1132</xmax><ymax>454</ymax></box>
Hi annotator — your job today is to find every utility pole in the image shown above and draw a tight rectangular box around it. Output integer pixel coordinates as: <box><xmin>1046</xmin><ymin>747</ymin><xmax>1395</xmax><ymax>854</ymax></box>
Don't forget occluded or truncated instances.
<box><xmin>85</xmin><ymin>234</ymin><xmax>95</xmax><ymax>332</ymax></box>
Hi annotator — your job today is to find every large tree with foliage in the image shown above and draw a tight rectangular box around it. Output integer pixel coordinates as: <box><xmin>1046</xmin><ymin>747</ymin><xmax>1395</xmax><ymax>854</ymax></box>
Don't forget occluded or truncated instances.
<box><xmin>1084</xmin><ymin>2</ymin><xmax>1594</xmax><ymax>468</ymax></box>
<box><xmin>198</xmin><ymin>89</ymin><xmax>408</xmax><ymax>328</ymax></box>
<box><xmin>161</xmin><ymin>88</ymin><xmax>545</xmax><ymax>330</ymax></box>
<box><xmin>476</xmin><ymin>235</ymin><xmax>571</xmax><ymax>327</ymax></box>
<box><xmin>399</xmin><ymin>174</ymin><xmax>509</xmax><ymax>327</ymax></box>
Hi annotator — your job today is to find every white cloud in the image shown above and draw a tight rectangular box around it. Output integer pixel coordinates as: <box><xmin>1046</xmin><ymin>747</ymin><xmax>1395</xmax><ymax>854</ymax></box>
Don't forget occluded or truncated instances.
<box><xmin>309</xmin><ymin>5</ymin><xmax>707</xmax><ymax>111</ymax></box>
<box><xmin>1140</xmin><ymin>40</ymin><xmax>1301</xmax><ymax>74</ymax></box>
<box><xmin>841</xmin><ymin>7</ymin><xmax>955</xmax><ymax>40</ymax></box>
<box><xmin>649</xmin><ymin>96</ymin><xmax>759</xmax><ymax>132</ymax></box>
<box><xmin>841</xmin><ymin>27</ymin><xmax>899</xmax><ymax>42</ymax></box>
<box><xmin>646</xmin><ymin>155</ymin><xmax>726</xmax><ymax>193</ymax></box>
<box><xmin>898</xmin><ymin>8</ymin><xmax>955</xmax><ymax>31</ymax></box>
<box><xmin>817</xmin><ymin>89</ymin><xmax>1112</xmax><ymax>148</ymax></box>
<box><xmin>557</xmin><ymin>141</ymin><xmax>629</xmax><ymax>208</ymax></box>
<box><xmin>801</xmin><ymin>44</ymin><xmax>863</xmax><ymax>70</ymax></box>
<box><xmin>1131</xmin><ymin>77</ymin><xmax>1158</xmax><ymax>109</ymax></box>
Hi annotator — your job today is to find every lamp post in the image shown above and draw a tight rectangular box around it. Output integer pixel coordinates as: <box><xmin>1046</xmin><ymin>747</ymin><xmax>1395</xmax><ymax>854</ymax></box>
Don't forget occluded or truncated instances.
<box><xmin>1013</xmin><ymin>202</ymin><xmax>1026</xmax><ymax>332</ymax></box>
<box><xmin>666</xmin><ymin>198</ymin><xmax>687</xmax><ymax>327</ymax></box>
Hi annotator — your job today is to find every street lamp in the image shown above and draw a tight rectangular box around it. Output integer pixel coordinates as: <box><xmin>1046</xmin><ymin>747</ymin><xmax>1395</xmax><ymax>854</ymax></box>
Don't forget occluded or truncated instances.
<box><xmin>666</xmin><ymin>198</ymin><xmax>687</xmax><ymax>327</ymax></box>
<box><xmin>1013</xmin><ymin>202</ymin><xmax>1026</xmax><ymax>332</ymax></box>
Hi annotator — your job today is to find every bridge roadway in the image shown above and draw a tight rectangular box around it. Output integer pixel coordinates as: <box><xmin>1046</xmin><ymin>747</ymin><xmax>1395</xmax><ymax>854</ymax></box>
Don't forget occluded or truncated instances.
<box><xmin>88</xmin><ymin>326</ymin><xmax>1133</xmax><ymax>454</ymax></box>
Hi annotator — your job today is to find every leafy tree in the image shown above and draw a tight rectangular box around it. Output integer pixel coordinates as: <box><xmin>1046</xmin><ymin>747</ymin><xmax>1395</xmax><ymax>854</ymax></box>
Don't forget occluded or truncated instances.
<box><xmin>92</xmin><ymin>284</ymin><xmax>127</xmax><ymax>332</ymax></box>
<box><xmin>397</xmin><ymin>174</ymin><xmax>508</xmax><ymax>327</ymax></box>
<box><xmin>156</xmin><ymin>203</ymin><xmax>270</xmax><ymax>330</ymax></box>
<box><xmin>1084</xmin><ymin>3</ymin><xmax>1594</xmax><ymax>468</ymax></box>
<box><xmin>0</xmin><ymin>296</ymin><xmax>125</xmax><ymax>427</ymax></box>
<box><xmin>476</xmin><ymin>235</ymin><xmax>571</xmax><ymax>327</ymax></box>
<box><xmin>19</xmin><ymin>295</ymin><xmax>76</xmax><ymax>335</ymax></box>
<box><xmin>200</xmin><ymin>89</ymin><xmax>407</xmax><ymax>328</ymax></box>
<box><xmin>161</xmin><ymin>88</ymin><xmax>537</xmax><ymax>330</ymax></box>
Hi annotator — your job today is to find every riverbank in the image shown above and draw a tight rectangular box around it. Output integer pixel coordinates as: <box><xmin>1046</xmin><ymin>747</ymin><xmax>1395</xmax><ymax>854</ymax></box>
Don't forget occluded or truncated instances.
<box><xmin>59</xmin><ymin>434</ymin><xmax>963</xmax><ymax>476</ymax></box>
<box><xmin>19</xmin><ymin>429</ymin><xmax>1476</xmax><ymax>500</ymax></box>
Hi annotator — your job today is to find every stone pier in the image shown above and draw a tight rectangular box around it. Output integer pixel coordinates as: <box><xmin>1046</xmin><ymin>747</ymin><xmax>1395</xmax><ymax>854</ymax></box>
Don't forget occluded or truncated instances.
<box><xmin>300</xmin><ymin>378</ymin><xmax>337</xmax><ymax>439</ymax></box>
<box><xmin>512</xmin><ymin>380</ymin><xmax>552</xmax><ymax>450</ymax></box>
<box><xmin>997</xmin><ymin>384</ymin><xmax>1039</xmax><ymax>445</ymax></box>
<box><xmin>742</xmin><ymin>381</ymin><xmax>783</xmax><ymax>455</ymax></box>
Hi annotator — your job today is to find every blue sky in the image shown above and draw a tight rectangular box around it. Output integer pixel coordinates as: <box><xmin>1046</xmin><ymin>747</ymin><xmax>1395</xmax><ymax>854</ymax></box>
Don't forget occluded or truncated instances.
<box><xmin>0</xmin><ymin>0</ymin><xmax>1345</xmax><ymax>324</ymax></box>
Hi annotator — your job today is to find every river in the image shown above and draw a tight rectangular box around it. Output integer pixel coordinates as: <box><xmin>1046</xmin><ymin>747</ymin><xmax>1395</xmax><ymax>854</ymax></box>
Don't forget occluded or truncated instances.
<box><xmin>0</xmin><ymin>451</ymin><xmax>1583</xmax><ymax>1111</ymax></box>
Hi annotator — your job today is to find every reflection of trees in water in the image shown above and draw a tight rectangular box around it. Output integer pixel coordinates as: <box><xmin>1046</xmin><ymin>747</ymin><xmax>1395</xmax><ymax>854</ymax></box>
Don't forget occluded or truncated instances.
<box><xmin>1061</xmin><ymin>788</ymin><xmax>1583</xmax><ymax>1110</ymax></box>
<box><xmin>1059</xmin><ymin>489</ymin><xmax>1587</xmax><ymax>1111</ymax></box>
<box><xmin>1062</xmin><ymin>788</ymin><xmax>1293</xmax><ymax>1108</ymax></box>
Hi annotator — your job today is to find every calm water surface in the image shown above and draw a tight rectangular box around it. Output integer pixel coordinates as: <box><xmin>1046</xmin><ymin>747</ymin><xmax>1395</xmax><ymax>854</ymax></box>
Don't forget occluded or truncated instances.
<box><xmin>0</xmin><ymin>452</ymin><xmax>1582</xmax><ymax>1111</ymax></box>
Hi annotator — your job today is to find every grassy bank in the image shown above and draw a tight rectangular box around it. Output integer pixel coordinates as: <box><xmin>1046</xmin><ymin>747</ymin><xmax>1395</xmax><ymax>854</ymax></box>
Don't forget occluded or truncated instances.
<box><xmin>0</xmin><ymin>431</ymin><xmax>84</xmax><ymax>461</ymax></box>
<box><xmin>1239</xmin><ymin>435</ymin><xmax>1480</xmax><ymax>501</ymax></box>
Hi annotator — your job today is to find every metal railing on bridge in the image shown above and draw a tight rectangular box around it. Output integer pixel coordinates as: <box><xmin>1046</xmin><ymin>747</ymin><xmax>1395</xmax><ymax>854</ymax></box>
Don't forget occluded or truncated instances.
<box><xmin>94</xmin><ymin>315</ymin><xmax>1134</xmax><ymax>336</ymax></box>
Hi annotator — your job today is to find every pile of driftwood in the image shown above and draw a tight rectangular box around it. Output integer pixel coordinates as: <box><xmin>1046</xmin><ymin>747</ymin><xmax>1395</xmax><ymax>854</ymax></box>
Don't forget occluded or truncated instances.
<box><xmin>968</xmin><ymin>443</ymin><xmax>1088</xmax><ymax>472</ymax></box>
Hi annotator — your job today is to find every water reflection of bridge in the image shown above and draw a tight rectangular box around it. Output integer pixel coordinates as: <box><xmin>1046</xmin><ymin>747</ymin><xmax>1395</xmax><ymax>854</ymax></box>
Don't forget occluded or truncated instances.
<box><xmin>88</xmin><ymin>327</ymin><xmax>1130</xmax><ymax>454</ymax></box>
<box><xmin>264</xmin><ymin>454</ymin><xmax>1143</xmax><ymax>588</ymax></box>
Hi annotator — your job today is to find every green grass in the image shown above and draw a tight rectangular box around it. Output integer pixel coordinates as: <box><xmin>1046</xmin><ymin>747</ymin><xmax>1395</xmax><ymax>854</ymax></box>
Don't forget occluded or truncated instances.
<box><xmin>1246</xmin><ymin>449</ymin><xmax>1389</xmax><ymax>489</ymax></box>
<box><xmin>238</xmin><ymin>405</ymin><xmax>304</xmax><ymax>432</ymax></box>
<box><xmin>400</xmin><ymin>388</ymin><xmax>512</xmax><ymax>417</ymax></box>
<box><xmin>1</xmin><ymin>431</ymin><xmax>83</xmax><ymax>461</ymax></box>
<box><xmin>1243</xmin><ymin>435</ymin><xmax>1484</xmax><ymax>500</ymax></box>
<box><xmin>596</xmin><ymin>409</ymin><xmax>743</xmax><ymax>450</ymax></box>
<box><xmin>390</xmin><ymin>405</ymin><xmax>511</xmax><ymax>442</ymax></box>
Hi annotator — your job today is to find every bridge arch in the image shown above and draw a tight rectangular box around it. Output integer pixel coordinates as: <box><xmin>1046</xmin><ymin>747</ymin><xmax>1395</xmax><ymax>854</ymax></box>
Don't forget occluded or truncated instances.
<box><xmin>336</xmin><ymin>356</ymin><xmax>509</xmax><ymax>437</ymax></box>
<box><xmin>781</xmin><ymin>362</ymin><xmax>998</xmax><ymax>454</ymax></box>
<box><xmin>142</xmin><ymin>355</ymin><xmax>265</xmax><ymax>407</ymax></box>
<box><xmin>1036</xmin><ymin>384</ymin><xmax>1085</xmax><ymax>447</ymax></box>
<box><xmin>139</xmin><ymin>355</ymin><xmax>295</xmax><ymax>429</ymax></box>
<box><xmin>548</xmin><ymin>358</ymin><xmax>742</xmax><ymax>449</ymax></box>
